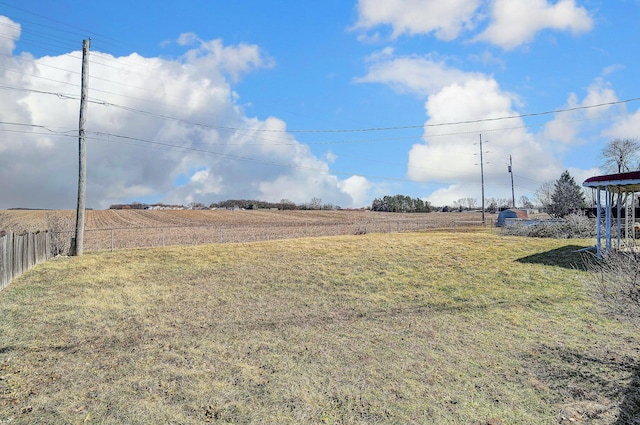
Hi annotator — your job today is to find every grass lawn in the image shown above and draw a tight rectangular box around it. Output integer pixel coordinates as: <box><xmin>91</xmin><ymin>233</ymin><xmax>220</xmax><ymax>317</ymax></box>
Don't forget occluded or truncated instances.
<box><xmin>0</xmin><ymin>232</ymin><xmax>637</xmax><ymax>424</ymax></box>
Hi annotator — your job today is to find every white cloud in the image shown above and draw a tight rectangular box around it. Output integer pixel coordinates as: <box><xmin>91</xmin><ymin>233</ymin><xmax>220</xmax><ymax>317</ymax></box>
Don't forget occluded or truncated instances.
<box><xmin>475</xmin><ymin>0</ymin><xmax>593</xmax><ymax>50</ymax></box>
<box><xmin>353</xmin><ymin>0</ymin><xmax>481</xmax><ymax>40</ymax></box>
<box><xmin>180</xmin><ymin>37</ymin><xmax>275</xmax><ymax>83</ymax></box>
<box><xmin>0</xmin><ymin>16</ymin><xmax>20</xmax><ymax>54</ymax></box>
<box><xmin>569</xmin><ymin>166</ymin><xmax>602</xmax><ymax>188</ymax></box>
<box><xmin>355</xmin><ymin>51</ymin><xmax>483</xmax><ymax>96</ymax></box>
<box><xmin>353</xmin><ymin>0</ymin><xmax>593</xmax><ymax>49</ymax></box>
<box><xmin>0</xmin><ymin>22</ymin><xmax>370</xmax><ymax>210</ymax></box>
<box><xmin>176</xmin><ymin>32</ymin><xmax>200</xmax><ymax>46</ymax></box>
<box><xmin>407</xmin><ymin>77</ymin><xmax>559</xmax><ymax>206</ymax></box>
<box><xmin>602</xmin><ymin>64</ymin><xmax>624</xmax><ymax>77</ymax></box>
<box><xmin>544</xmin><ymin>78</ymin><xmax>619</xmax><ymax>146</ymax></box>
<box><xmin>603</xmin><ymin>110</ymin><xmax>640</xmax><ymax>141</ymax></box>
<box><xmin>353</xmin><ymin>46</ymin><xmax>581</xmax><ymax>206</ymax></box>
<box><xmin>325</xmin><ymin>151</ymin><xmax>338</xmax><ymax>163</ymax></box>
<box><xmin>338</xmin><ymin>176</ymin><xmax>373</xmax><ymax>208</ymax></box>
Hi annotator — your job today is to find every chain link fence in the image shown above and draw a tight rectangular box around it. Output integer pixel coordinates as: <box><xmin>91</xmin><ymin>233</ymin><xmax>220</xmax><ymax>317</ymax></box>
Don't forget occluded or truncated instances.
<box><xmin>49</xmin><ymin>218</ymin><xmax>494</xmax><ymax>252</ymax></box>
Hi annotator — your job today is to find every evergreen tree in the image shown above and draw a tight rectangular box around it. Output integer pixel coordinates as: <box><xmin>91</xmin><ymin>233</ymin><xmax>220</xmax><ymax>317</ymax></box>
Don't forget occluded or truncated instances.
<box><xmin>548</xmin><ymin>170</ymin><xmax>586</xmax><ymax>218</ymax></box>
<box><xmin>370</xmin><ymin>194</ymin><xmax>431</xmax><ymax>213</ymax></box>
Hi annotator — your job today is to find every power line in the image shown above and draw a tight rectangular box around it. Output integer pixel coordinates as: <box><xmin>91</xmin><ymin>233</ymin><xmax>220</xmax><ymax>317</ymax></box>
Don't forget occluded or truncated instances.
<box><xmin>282</xmin><ymin>97</ymin><xmax>640</xmax><ymax>133</ymax></box>
<box><xmin>2</xmin><ymin>16</ymin><xmax>637</xmax><ymax>136</ymax></box>
<box><xmin>0</xmin><ymin>26</ymin><xmax>78</xmax><ymax>51</ymax></box>
<box><xmin>0</xmin><ymin>119</ymin><xmax>76</xmax><ymax>134</ymax></box>
<box><xmin>82</xmin><ymin>94</ymin><xmax>640</xmax><ymax>136</ymax></box>
<box><xmin>89</xmin><ymin>94</ymin><xmax>638</xmax><ymax>136</ymax></box>
<box><xmin>0</xmin><ymin>80</ymin><xmax>635</xmax><ymax>156</ymax></box>
<box><xmin>0</xmin><ymin>0</ymin><xmax>128</xmax><ymax>50</ymax></box>
<box><xmin>88</xmin><ymin>131</ymin><xmax>420</xmax><ymax>183</ymax></box>
<box><xmin>0</xmin><ymin>120</ymin><xmax>560</xmax><ymax>193</ymax></box>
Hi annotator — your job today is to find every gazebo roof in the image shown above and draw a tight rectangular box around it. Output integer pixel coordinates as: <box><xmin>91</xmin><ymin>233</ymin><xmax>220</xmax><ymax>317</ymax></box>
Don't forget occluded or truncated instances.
<box><xmin>583</xmin><ymin>171</ymin><xmax>640</xmax><ymax>191</ymax></box>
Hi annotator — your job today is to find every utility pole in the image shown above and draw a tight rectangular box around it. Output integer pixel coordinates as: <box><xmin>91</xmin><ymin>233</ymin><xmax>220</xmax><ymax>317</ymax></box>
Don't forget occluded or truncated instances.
<box><xmin>478</xmin><ymin>134</ymin><xmax>486</xmax><ymax>225</ymax></box>
<box><xmin>508</xmin><ymin>155</ymin><xmax>515</xmax><ymax>208</ymax></box>
<box><xmin>74</xmin><ymin>39</ymin><xmax>90</xmax><ymax>256</ymax></box>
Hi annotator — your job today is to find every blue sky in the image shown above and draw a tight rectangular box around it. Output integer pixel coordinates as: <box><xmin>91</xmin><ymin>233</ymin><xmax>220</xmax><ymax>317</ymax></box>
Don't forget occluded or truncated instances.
<box><xmin>0</xmin><ymin>0</ymin><xmax>639</xmax><ymax>209</ymax></box>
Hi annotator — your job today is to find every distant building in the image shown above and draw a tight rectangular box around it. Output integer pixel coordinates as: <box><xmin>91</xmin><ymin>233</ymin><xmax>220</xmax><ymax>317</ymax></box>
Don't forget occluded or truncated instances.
<box><xmin>497</xmin><ymin>209</ymin><xmax>528</xmax><ymax>227</ymax></box>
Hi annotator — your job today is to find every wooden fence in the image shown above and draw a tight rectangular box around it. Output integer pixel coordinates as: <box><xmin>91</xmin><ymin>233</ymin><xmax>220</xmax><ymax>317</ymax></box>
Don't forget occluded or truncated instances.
<box><xmin>0</xmin><ymin>231</ymin><xmax>51</xmax><ymax>290</ymax></box>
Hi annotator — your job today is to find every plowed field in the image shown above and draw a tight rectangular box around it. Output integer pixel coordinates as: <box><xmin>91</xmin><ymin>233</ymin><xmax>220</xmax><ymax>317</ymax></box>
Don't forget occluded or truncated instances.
<box><xmin>0</xmin><ymin>209</ymin><xmax>492</xmax><ymax>231</ymax></box>
<box><xmin>0</xmin><ymin>209</ymin><xmax>495</xmax><ymax>251</ymax></box>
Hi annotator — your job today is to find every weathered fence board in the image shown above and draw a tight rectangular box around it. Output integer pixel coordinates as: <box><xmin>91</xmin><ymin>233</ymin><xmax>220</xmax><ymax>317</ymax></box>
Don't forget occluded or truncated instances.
<box><xmin>0</xmin><ymin>231</ymin><xmax>51</xmax><ymax>290</ymax></box>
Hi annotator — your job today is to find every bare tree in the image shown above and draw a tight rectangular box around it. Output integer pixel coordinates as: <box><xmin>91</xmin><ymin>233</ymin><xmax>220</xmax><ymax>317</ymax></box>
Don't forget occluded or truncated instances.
<box><xmin>465</xmin><ymin>198</ymin><xmax>477</xmax><ymax>210</ymax></box>
<box><xmin>535</xmin><ymin>181</ymin><xmax>554</xmax><ymax>213</ymax></box>
<box><xmin>309</xmin><ymin>197</ymin><xmax>322</xmax><ymax>210</ymax></box>
<box><xmin>600</xmin><ymin>138</ymin><xmax>640</xmax><ymax>173</ymax></box>
<box><xmin>519</xmin><ymin>195</ymin><xmax>534</xmax><ymax>209</ymax></box>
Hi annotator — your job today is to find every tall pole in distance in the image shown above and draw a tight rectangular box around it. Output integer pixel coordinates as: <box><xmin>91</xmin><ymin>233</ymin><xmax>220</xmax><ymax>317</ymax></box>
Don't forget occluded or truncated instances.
<box><xmin>479</xmin><ymin>134</ymin><xmax>486</xmax><ymax>225</ymax></box>
<box><xmin>74</xmin><ymin>39</ymin><xmax>90</xmax><ymax>256</ymax></box>
<box><xmin>508</xmin><ymin>155</ymin><xmax>515</xmax><ymax>208</ymax></box>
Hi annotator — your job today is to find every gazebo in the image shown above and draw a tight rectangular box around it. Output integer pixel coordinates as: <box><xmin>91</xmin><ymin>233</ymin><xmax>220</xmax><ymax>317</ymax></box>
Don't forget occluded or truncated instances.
<box><xmin>583</xmin><ymin>171</ymin><xmax>640</xmax><ymax>258</ymax></box>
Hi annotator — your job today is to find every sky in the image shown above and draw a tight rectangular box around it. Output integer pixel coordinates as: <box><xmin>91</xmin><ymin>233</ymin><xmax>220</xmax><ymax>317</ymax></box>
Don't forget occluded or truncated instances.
<box><xmin>0</xmin><ymin>0</ymin><xmax>639</xmax><ymax>210</ymax></box>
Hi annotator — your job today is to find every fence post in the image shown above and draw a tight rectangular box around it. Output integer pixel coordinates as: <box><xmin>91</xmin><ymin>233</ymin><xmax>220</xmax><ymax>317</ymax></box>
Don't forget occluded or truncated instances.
<box><xmin>219</xmin><ymin>225</ymin><xmax>223</xmax><ymax>244</ymax></box>
<box><xmin>0</xmin><ymin>233</ymin><xmax>7</xmax><ymax>290</ymax></box>
<box><xmin>111</xmin><ymin>229</ymin><xmax>115</xmax><ymax>252</ymax></box>
<box><xmin>21</xmin><ymin>234</ymin><xmax>27</xmax><ymax>271</ymax></box>
<box><xmin>162</xmin><ymin>228</ymin><xmax>166</xmax><ymax>247</ymax></box>
<box><xmin>8</xmin><ymin>232</ymin><xmax>14</xmax><ymax>284</ymax></box>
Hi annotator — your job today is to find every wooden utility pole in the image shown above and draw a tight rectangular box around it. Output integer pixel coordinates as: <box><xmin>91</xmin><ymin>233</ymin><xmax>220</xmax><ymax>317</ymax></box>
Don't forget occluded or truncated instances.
<box><xmin>479</xmin><ymin>134</ymin><xmax>486</xmax><ymax>225</ymax></box>
<box><xmin>74</xmin><ymin>39</ymin><xmax>90</xmax><ymax>256</ymax></box>
<box><xmin>508</xmin><ymin>155</ymin><xmax>515</xmax><ymax>208</ymax></box>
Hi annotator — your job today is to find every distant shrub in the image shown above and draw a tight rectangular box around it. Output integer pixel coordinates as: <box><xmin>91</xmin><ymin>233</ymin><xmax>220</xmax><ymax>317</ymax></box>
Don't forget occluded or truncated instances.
<box><xmin>500</xmin><ymin>214</ymin><xmax>596</xmax><ymax>239</ymax></box>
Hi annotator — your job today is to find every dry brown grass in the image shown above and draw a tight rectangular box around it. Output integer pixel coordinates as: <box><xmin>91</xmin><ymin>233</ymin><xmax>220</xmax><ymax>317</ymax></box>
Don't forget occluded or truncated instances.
<box><xmin>0</xmin><ymin>232</ymin><xmax>637</xmax><ymax>424</ymax></box>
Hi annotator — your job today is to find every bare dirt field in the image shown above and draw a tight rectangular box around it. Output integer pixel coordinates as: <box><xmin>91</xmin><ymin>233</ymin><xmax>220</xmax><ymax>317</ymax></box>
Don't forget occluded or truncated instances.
<box><xmin>0</xmin><ymin>209</ymin><xmax>492</xmax><ymax>231</ymax></box>
<box><xmin>0</xmin><ymin>209</ymin><xmax>511</xmax><ymax>251</ymax></box>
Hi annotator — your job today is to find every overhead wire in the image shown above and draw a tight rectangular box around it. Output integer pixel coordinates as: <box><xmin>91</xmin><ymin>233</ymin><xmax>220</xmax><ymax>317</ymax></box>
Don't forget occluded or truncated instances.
<box><xmin>0</xmin><ymin>118</ymin><xmax>606</xmax><ymax>194</ymax></box>
<box><xmin>1</xmin><ymin>75</ymin><xmax>636</xmax><ymax>179</ymax></box>
<box><xmin>86</xmin><ymin>131</ymin><xmax>420</xmax><ymax>183</ymax></box>
<box><xmin>0</xmin><ymin>0</ymin><xmax>128</xmax><ymax>51</ymax></box>
<box><xmin>0</xmin><ymin>119</ymin><xmax>415</xmax><ymax>182</ymax></box>
<box><xmin>3</xmin><ymin>7</ymin><xmax>636</xmax><ymax>139</ymax></box>
<box><xmin>1</xmin><ymin>3</ymin><xmax>637</xmax><ymax>196</ymax></box>
<box><xmin>0</xmin><ymin>2</ymin><xmax>176</xmax><ymax>76</ymax></box>
<box><xmin>2</xmin><ymin>0</ymin><xmax>638</xmax><ymax>136</ymax></box>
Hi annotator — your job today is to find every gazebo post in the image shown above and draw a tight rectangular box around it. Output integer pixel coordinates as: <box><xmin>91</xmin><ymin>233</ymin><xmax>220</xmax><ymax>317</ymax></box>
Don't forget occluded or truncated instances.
<box><xmin>583</xmin><ymin>171</ymin><xmax>640</xmax><ymax>258</ymax></box>
<box><xmin>596</xmin><ymin>189</ymin><xmax>601</xmax><ymax>259</ymax></box>
<box><xmin>632</xmin><ymin>191</ymin><xmax>636</xmax><ymax>245</ymax></box>
<box><xmin>604</xmin><ymin>186</ymin><xmax>612</xmax><ymax>253</ymax></box>
<box><xmin>617</xmin><ymin>191</ymin><xmax>622</xmax><ymax>249</ymax></box>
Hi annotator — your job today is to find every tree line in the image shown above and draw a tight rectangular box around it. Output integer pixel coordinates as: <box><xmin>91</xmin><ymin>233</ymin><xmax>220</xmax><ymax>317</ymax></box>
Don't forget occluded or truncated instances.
<box><xmin>209</xmin><ymin>198</ymin><xmax>338</xmax><ymax>210</ymax></box>
<box><xmin>370</xmin><ymin>195</ymin><xmax>432</xmax><ymax>213</ymax></box>
<box><xmin>110</xmin><ymin>198</ymin><xmax>342</xmax><ymax>211</ymax></box>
